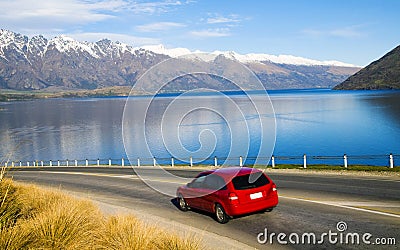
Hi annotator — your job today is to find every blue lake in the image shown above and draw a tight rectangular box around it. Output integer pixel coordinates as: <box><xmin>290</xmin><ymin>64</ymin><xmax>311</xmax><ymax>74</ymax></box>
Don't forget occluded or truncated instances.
<box><xmin>0</xmin><ymin>89</ymin><xmax>399</xmax><ymax>166</ymax></box>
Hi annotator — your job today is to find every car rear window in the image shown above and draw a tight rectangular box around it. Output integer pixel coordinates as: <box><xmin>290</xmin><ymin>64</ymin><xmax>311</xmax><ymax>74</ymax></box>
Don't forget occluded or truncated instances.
<box><xmin>232</xmin><ymin>172</ymin><xmax>270</xmax><ymax>190</ymax></box>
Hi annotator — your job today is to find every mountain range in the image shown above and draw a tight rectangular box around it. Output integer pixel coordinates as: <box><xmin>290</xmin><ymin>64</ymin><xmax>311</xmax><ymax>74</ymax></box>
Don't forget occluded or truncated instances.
<box><xmin>0</xmin><ymin>29</ymin><xmax>361</xmax><ymax>92</ymax></box>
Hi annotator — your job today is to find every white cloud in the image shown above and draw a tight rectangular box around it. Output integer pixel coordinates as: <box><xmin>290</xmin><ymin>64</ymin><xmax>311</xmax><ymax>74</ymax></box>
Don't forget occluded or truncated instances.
<box><xmin>206</xmin><ymin>14</ymin><xmax>241</xmax><ymax>24</ymax></box>
<box><xmin>0</xmin><ymin>0</ymin><xmax>190</xmax><ymax>34</ymax></box>
<box><xmin>136</xmin><ymin>22</ymin><xmax>186</xmax><ymax>32</ymax></box>
<box><xmin>68</xmin><ymin>32</ymin><xmax>160</xmax><ymax>46</ymax></box>
<box><xmin>0</xmin><ymin>0</ymin><xmax>124</xmax><ymax>23</ymax></box>
<box><xmin>190</xmin><ymin>28</ymin><xmax>231</xmax><ymax>38</ymax></box>
<box><xmin>127</xmin><ymin>0</ymin><xmax>184</xmax><ymax>14</ymax></box>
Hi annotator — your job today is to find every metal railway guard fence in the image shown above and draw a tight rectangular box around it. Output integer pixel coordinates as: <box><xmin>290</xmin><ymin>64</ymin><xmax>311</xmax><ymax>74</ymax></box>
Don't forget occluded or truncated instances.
<box><xmin>2</xmin><ymin>153</ymin><xmax>398</xmax><ymax>169</ymax></box>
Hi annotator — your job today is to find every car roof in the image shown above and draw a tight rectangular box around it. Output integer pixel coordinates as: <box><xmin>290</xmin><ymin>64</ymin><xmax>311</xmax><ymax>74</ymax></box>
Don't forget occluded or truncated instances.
<box><xmin>199</xmin><ymin>167</ymin><xmax>262</xmax><ymax>179</ymax></box>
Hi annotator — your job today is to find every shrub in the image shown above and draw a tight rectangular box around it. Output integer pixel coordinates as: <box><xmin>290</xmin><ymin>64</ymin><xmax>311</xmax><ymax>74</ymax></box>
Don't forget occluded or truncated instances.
<box><xmin>0</xmin><ymin>179</ymin><xmax>203</xmax><ymax>250</ymax></box>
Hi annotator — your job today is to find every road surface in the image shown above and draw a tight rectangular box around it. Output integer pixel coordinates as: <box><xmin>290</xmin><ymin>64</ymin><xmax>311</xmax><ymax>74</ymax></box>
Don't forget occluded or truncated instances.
<box><xmin>8</xmin><ymin>167</ymin><xmax>400</xmax><ymax>249</ymax></box>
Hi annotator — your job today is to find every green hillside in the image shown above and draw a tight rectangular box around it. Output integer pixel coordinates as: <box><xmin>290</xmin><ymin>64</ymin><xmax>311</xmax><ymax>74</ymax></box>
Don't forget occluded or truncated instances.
<box><xmin>334</xmin><ymin>45</ymin><xmax>400</xmax><ymax>90</ymax></box>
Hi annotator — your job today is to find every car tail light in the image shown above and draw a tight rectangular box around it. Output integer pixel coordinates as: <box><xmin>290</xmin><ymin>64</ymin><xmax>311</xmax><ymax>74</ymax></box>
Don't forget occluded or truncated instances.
<box><xmin>228</xmin><ymin>192</ymin><xmax>239</xmax><ymax>205</ymax></box>
<box><xmin>272</xmin><ymin>183</ymin><xmax>277</xmax><ymax>192</ymax></box>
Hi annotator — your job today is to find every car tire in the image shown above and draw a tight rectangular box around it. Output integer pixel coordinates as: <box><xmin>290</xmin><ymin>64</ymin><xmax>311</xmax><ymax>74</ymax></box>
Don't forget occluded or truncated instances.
<box><xmin>215</xmin><ymin>203</ymin><xmax>229</xmax><ymax>224</ymax></box>
<box><xmin>178</xmin><ymin>194</ymin><xmax>188</xmax><ymax>212</ymax></box>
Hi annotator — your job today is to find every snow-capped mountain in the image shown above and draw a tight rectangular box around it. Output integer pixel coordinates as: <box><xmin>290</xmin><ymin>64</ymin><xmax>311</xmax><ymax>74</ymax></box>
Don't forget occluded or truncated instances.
<box><xmin>141</xmin><ymin>44</ymin><xmax>357</xmax><ymax>67</ymax></box>
<box><xmin>0</xmin><ymin>29</ymin><xmax>167</xmax><ymax>90</ymax></box>
<box><xmin>0</xmin><ymin>29</ymin><xmax>360</xmax><ymax>91</ymax></box>
<box><xmin>139</xmin><ymin>44</ymin><xmax>194</xmax><ymax>58</ymax></box>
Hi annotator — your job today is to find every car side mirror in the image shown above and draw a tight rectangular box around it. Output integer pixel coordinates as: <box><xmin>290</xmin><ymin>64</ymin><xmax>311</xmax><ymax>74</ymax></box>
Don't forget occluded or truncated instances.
<box><xmin>187</xmin><ymin>182</ymin><xmax>193</xmax><ymax>188</ymax></box>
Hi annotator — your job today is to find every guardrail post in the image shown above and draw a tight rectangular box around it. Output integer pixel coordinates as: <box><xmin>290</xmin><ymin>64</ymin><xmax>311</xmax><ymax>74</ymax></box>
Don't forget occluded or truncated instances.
<box><xmin>171</xmin><ymin>157</ymin><xmax>175</xmax><ymax>167</ymax></box>
<box><xmin>97</xmin><ymin>159</ymin><xmax>100</xmax><ymax>166</ymax></box>
<box><xmin>41</xmin><ymin>161</ymin><xmax>43</xmax><ymax>167</ymax></box>
<box><xmin>66</xmin><ymin>159</ymin><xmax>69</xmax><ymax>167</ymax></box>
<box><xmin>389</xmin><ymin>153</ymin><xmax>394</xmax><ymax>168</ymax></box>
<box><xmin>27</xmin><ymin>161</ymin><xmax>29</xmax><ymax>167</ymax></box>
<box><xmin>271</xmin><ymin>155</ymin><xmax>275</xmax><ymax>168</ymax></box>
<box><xmin>109</xmin><ymin>158</ymin><xmax>112</xmax><ymax>166</ymax></box>
<box><xmin>33</xmin><ymin>161</ymin><xmax>35</xmax><ymax>167</ymax></box>
<box><xmin>121</xmin><ymin>158</ymin><xmax>124</xmax><ymax>167</ymax></box>
<box><xmin>190</xmin><ymin>156</ymin><xmax>193</xmax><ymax>167</ymax></box>
<box><xmin>11</xmin><ymin>161</ymin><xmax>14</xmax><ymax>168</ymax></box>
<box><xmin>50</xmin><ymin>160</ymin><xmax>52</xmax><ymax>167</ymax></box>
<box><xmin>19</xmin><ymin>161</ymin><xmax>22</xmax><ymax>167</ymax></box>
<box><xmin>303</xmin><ymin>154</ymin><xmax>307</xmax><ymax>169</ymax></box>
<box><xmin>239</xmin><ymin>156</ymin><xmax>243</xmax><ymax>167</ymax></box>
<box><xmin>85</xmin><ymin>159</ymin><xmax>88</xmax><ymax>166</ymax></box>
<box><xmin>344</xmin><ymin>154</ymin><xmax>348</xmax><ymax>168</ymax></box>
<box><xmin>153</xmin><ymin>157</ymin><xmax>156</xmax><ymax>167</ymax></box>
<box><xmin>75</xmin><ymin>160</ymin><xmax>78</xmax><ymax>167</ymax></box>
<box><xmin>214</xmin><ymin>156</ymin><xmax>218</xmax><ymax>167</ymax></box>
<box><xmin>137</xmin><ymin>158</ymin><xmax>141</xmax><ymax>167</ymax></box>
<box><xmin>5</xmin><ymin>162</ymin><xmax>7</xmax><ymax>168</ymax></box>
<box><xmin>57</xmin><ymin>160</ymin><xmax>60</xmax><ymax>167</ymax></box>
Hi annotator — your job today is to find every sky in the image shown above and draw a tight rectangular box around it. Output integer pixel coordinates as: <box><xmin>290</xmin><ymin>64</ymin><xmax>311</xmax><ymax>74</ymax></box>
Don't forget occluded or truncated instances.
<box><xmin>0</xmin><ymin>0</ymin><xmax>399</xmax><ymax>66</ymax></box>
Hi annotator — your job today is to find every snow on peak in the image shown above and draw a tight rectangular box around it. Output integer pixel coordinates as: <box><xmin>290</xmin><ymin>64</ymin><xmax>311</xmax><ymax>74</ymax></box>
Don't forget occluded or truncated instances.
<box><xmin>0</xmin><ymin>29</ymin><xmax>27</xmax><ymax>50</ymax></box>
<box><xmin>139</xmin><ymin>43</ymin><xmax>357</xmax><ymax>67</ymax></box>
<box><xmin>216</xmin><ymin>51</ymin><xmax>357</xmax><ymax>67</ymax></box>
<box><xmin>233</xmin><ymin>53</ymin><xmax>357</xmax><ymax>67</ymax></box>
<box><xmin>140</xmin><ymin>44</ymin><xmax>192</xmax><ymax>57</ymax></box>
<box><xmin>0</xmin><ymin>29</ymin><xmax>358</xmax><ymax>67</ymax></box>
<box><xmin>49</xmin><ymin>35</ymin><xmax>100</xmax><ymax>58</ymax></box>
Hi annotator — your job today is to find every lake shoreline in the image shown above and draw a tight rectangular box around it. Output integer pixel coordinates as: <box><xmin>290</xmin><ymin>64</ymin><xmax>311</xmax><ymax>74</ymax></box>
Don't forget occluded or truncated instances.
<box><xmin>0</xmin><ymin>86</ymin><xmax>133</xmax><ymax>102</ymax></box>
<box><xmin>3</xmin><ymin>87</ymin><xmax>400</xmax><ymax>102</ymax></box>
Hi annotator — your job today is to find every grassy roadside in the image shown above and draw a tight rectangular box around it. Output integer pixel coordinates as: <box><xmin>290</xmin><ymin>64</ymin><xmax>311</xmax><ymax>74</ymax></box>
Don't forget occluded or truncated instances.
<box><xmin>0</xmin><ymin>178</ymin><xmax>202</xmax><ymax>249</ymax></box>
<box><xmin>165</xmin><ymin>164</ymin><xmax>399</xmax><ymax>174</ymax></box>
<box><xmin>253</xmin><ymin>164</ymin><xmax>400</xmax><ymax>172</ymax></box>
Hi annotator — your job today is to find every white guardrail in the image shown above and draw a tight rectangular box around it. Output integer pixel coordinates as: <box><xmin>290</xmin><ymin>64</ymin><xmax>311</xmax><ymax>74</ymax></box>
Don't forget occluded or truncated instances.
<box><xmin>2</xmin><ymin>153</ymin><xmax>397</xmax><ymax>169</ymax></box>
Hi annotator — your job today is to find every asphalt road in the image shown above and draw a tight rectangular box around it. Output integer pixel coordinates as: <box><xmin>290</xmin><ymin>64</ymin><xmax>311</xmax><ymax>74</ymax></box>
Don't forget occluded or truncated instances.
<box><xmin>8</xmin><ymin>167</ymin><xmax>400</xmax><ymax>249</ymax></box>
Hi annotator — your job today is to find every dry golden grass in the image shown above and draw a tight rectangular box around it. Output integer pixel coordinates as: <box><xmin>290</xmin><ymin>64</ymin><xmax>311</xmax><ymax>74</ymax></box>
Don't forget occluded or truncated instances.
<box><xmin>97</xmin><ymin>215</ymin><xmax>157</xmax><ymax>249</ymax></box>
<box><xmin>0</xmin><ymin>179</ymin><xmax>203</xmax><ymax>250</ymax></box>
<box><xmin>0</xmin><ymin>222</ymin><xmax>32</xmax><ymax>250</ymax></box>
<box><xmin>27</xmin><ymin>199</ymin><xmax>102</xmax><ymax>249</ymax></box>
<box><xmin>153</xmin><ymin>231</ymin><xmax>202</xmax><ymax>250</ymax></box>
<box><xmin>97</xmin><ymin>215</ymin><xmax>202</xmax><ymax>250</ymax></box>
<box><xmin>0</xmin><ymin>179</ymin><xmax>21</xmax><ymax>230</ymax></box>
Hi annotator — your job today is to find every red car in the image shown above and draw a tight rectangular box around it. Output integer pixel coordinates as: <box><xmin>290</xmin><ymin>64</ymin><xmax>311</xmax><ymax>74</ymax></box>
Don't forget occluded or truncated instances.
<box><xmin>176</xmin><ymin>167</ymin><xmax>278</xmax><ymax>223</ymax></box>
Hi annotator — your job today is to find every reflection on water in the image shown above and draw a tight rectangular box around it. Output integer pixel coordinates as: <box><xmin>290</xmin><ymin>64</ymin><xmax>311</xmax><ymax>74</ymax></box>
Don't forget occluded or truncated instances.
<box><xmin>122</xmin><ymin>93</ymin><xmax>275</xmax><ymax>165</ymax></box>
<box><xmin>0</xmin><ymin>90</ymin><xmax>399</xmax><ymax>165</ymax></box>
<box><xmin>0</xmin><ymin>98</ymin><xmax>126</xmax><ymax>162</ymax></box>
<box><xmin>271</xmin><ymin>90</ymin><xmax>400</xmax><ymax>165</ymax></box>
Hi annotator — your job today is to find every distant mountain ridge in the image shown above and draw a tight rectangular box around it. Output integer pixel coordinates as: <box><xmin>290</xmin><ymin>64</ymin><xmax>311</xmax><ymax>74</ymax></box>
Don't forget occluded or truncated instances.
<box><xmin>142</xmin><ymin>44</ymin><xmax>358</xmax><ymax>67</ymax></box>
<box><xmin>0</xmin><ymin>29</ymin><xmax>361</xmax><ymax>91</ymax></box>
<box><xmin>0</xmin><ymin>29</ymin><xmax>167</xmax><ymax>90</ymax></box>
<box><xmin>334</xmin><ymin>45</ymin><xmax>400</xmax><ymax>90</ymax></box>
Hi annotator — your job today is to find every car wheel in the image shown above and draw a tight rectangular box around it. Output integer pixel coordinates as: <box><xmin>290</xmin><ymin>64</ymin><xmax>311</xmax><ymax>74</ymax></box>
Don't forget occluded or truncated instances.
<box><xmin>178</xmin><ymin>194</ymin><xmax>188</xmax><ymax>211</ymax></box>
<box><xmin>215</xmin><ymin>204</ymin><xmax>229</xmax><ymax>224</ymax></box>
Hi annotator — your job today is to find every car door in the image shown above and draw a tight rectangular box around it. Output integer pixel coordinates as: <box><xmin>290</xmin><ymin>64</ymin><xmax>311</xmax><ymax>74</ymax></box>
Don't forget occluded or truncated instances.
<box><xmin>200</xmin><ymin>174</ymin><xmax>227</xmax><ymax>212</ymax></box>
<box><xmin>185</xmin><ymin>175</ymin><xmax>208</xmax><ymax>209</ymax></box>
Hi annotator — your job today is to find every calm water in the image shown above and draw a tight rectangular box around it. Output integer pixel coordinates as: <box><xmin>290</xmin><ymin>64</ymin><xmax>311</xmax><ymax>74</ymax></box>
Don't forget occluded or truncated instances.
<box><xmin>1</xmin><ymin>89</ymin><xmax>399</xmax><ymax>166</ymax></box>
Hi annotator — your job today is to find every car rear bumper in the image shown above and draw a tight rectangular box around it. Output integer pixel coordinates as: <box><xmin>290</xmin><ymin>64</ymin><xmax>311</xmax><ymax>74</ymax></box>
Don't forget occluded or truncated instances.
<box><xmin>224</xmin><ymin>195</ymin><xmax>278</xmax><ymax>216</ymax></box>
